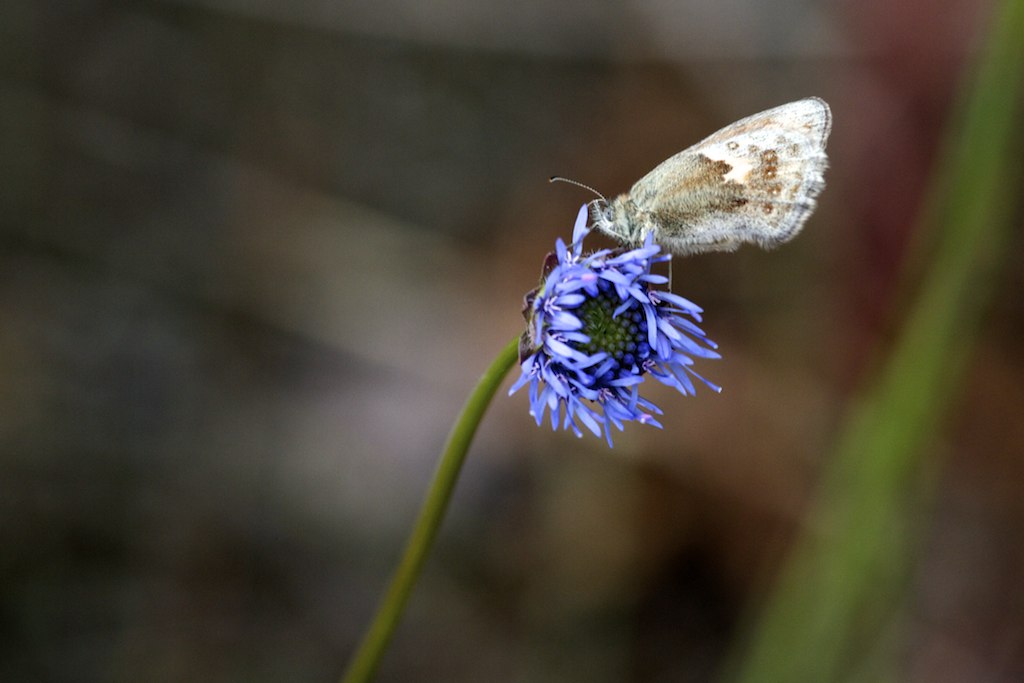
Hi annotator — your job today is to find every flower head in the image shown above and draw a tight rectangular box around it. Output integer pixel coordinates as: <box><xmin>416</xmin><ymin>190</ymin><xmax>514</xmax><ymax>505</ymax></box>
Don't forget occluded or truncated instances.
<box><xmin>510</xmin><ymin>205</ymin><xmax>721</xmax><ymax>446</ymax></box>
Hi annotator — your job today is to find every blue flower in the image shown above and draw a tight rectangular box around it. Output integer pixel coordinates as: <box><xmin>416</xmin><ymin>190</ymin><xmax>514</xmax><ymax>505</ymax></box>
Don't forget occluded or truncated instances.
<box><xmin>510</xmin><ymin>205</ymin><xmax>721</xmax><ymax>446</ymax></box>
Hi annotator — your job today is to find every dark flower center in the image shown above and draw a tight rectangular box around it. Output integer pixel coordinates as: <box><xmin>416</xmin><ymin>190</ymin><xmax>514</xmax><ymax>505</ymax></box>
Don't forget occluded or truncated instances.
<box><xmin>574</xmin><ymin>286</ymin><xmax>651</xmax><ymax>373</ymax></box>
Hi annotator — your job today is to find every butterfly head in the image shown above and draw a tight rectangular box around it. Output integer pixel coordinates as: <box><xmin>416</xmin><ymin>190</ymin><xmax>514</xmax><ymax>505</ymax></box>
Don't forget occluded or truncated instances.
<box><xmin>548</xmin><ymin>176</ymin><xmax>647</xmax><ymax>247</ymax></box>
<box><xmin>590</xmin><ymin>196</ymin><xmax>646</xmax><ymax>247</ymax></box>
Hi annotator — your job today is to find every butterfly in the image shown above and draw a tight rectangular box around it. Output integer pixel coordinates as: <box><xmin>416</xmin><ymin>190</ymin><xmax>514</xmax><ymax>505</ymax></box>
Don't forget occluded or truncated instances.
<box><xmin>559</xmin><ymin>98</ymin><xmax>832</xmax><ymax>256</ymax></box>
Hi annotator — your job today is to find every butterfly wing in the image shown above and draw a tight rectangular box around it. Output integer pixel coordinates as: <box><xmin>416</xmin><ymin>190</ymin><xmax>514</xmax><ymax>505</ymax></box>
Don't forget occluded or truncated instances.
<box><xmin>628</xmin><ymin>98</ymin><xmax>832</xmax><ymax>255</ymax></box>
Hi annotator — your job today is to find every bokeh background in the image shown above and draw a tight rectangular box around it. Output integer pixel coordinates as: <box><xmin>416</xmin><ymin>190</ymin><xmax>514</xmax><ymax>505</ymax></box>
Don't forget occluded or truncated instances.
<box><xmin>2</xmin><ymin>0</ymin><xmax>1022</xmax><ymax>681</ymax></box>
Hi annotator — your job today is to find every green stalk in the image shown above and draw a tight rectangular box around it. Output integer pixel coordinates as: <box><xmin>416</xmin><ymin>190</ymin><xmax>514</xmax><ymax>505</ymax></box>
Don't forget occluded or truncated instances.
<box><xmin>732</xmin><ymin>1</ymin><xmax>1024</xmax><ymax>681</ymax></box>
<box><xmin>341</xmin><ymin>336</ymin><xmax>521</xmax><ymax>683</ymax></box>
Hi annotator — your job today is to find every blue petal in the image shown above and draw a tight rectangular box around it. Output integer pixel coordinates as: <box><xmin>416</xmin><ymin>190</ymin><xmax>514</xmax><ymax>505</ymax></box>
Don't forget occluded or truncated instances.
<box><xmin>561</xmin><ymin>331</ymin><xmax>591</xmax><ymax>344</ymax></box>
<box><xmin>548</xmin><ymin>311</ymin><xmax>584</xmax><ymax>330</ymax></box>
<box><xmin>670</xmin><ymin>363</ymin><xmax>697</xmax><ymax>395</ymax></box>
<box><xmin>508</xmin><ymin>372</ymin><xmax>531</xmax><ymax>395</ymax></box>
<box><xmin>572</xmin><ymin>203</ymin><xmax>590</xmax><ymax>248</ymax></box>
<box><xmin>546</xmin><ymin>336</ymin><xmax>587</xmax><ymax>362</ymax></box>
<box><xmin>609</xmin><ymin>374</ymin><xmax>644</xmax><ymax>388</ymax></box>
<box><xmin>640</xmin><ymin>273</ymin><xmax>669</xmax><ymax>285</ymax></box>
<box><xmin>574</xmin><ymin>404</ymin><xmax>603</xmax><ymax>438</ymax></box>
<box><xmin>686</xmin><ymin>367</ymin><xmax>723</xmax><ymax>393</ymax></box>
<box><xmin>655</xmin><ymin>290</ymin><xmax>702</xmax><ymax>313</ymax></box>
<box><xmin>557</xmin><ymin>293</ymin><xmax>586</xmax><ymax>307</ymax></box>
<box><xmin>577</xmin><ymin>356</ymin><xmax>610</xmax><ymax>375</ymax></box>
<box><xmin>638</xmin><ymin>413</ymin><xmax>664</xmax><ymax>429</ymax></box>
<box><xmin>644</xmin><ymin>305</ymin><xmax>659</xmax><ymax>348</ymax></box>
<box><xmin>555</xmin><ymin>238</ymin><xmax>568</xmax><ymax>264</ymax></box>
<box><xmin>613</xmin><ymin>300</ymin><xmax>634</xmax><ymax>318</ymax></box>
<box><xmin>670</xmin><ymin>315</ymin><xmax>711</xmax><ymax>340</ymax></box>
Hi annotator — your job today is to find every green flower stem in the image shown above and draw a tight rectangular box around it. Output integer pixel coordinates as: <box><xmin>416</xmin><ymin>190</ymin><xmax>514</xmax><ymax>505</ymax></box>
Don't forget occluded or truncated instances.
<box><xmin>341</xmin><ymin>336</ymin><xmax>521</xmax><ymax>683</ymax></box>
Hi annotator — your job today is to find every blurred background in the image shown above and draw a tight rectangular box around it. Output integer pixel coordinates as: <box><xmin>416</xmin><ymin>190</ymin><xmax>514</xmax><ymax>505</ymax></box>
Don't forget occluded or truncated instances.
<box><xmin>2</xmin><ymin>0</ymin><xmax>1022</xmax><ymax>681</ymax></box>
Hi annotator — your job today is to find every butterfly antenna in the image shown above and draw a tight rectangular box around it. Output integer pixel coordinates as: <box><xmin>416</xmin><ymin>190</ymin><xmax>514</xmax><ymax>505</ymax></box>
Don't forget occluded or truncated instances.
<box><xmin>549</xmin><ymin>176</ymin><xmax>607</xmax><ymax>202</ymax></box>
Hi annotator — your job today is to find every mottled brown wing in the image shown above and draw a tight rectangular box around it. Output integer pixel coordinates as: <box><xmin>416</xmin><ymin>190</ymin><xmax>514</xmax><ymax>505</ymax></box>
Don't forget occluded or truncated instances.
<box><xmin>628</xmin><ymin>98</ymin><xmax>831</xmax><ymax>255</ymax></box>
